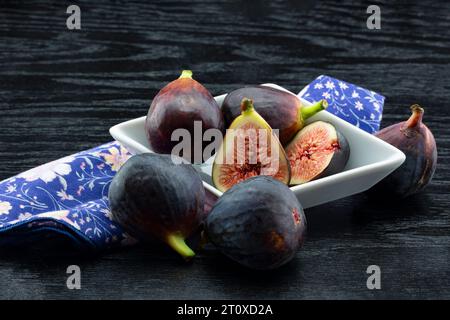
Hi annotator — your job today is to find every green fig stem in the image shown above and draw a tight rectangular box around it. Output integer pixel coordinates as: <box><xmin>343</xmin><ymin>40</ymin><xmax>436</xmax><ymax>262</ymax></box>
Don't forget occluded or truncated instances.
<box><xmin>240</xmin><ymin>98</ymin><xmax>254</xmax><ymax>114</ymax></box>
<box><xmin>405</xmin><ymin>104</ymin><xmax>424</xmax><ymax>129</ymax></box>
<box><xmin>179</xmin><ymin>70</ymin><xmax>193</xmax><ymax>79</ymax></box>
<box><xmin>301</xmin><ymin>99</ymin><xmax>328</xmax><ymax>120</ymax></box>
<box><xmin>167</xmin><ymin>233</ymin><xmax>195</xmax><ymax>260</ymax></box>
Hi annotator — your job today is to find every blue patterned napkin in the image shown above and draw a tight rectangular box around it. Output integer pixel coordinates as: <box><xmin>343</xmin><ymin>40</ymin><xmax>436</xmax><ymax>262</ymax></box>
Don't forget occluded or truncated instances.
<box><xmin>0</xmin><ymin>142</ymin><xmax>136</xmax><ymax>250</ymax></box>
<box><xmin>299</xmin><ymin>75</ymin><xmax>385</xmax><ymax>133</ymax></box>
<box><xmin>0</xmin><ymin>76</ymin><xmax>384</xmax><ymax>251</ymax></box>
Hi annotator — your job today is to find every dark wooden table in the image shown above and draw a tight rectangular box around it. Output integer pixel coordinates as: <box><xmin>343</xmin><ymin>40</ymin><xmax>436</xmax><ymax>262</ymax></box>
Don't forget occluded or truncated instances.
<box><xmin>0</xmin><ymin>0</ymin><xmax>449</xmax><ymax>299</ymax></box>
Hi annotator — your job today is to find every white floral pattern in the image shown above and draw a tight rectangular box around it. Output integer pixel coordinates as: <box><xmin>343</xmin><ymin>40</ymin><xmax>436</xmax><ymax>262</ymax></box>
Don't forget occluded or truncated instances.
<box><xmin>0</xmin><ymin>142</ymin><xmax>135</xmax><ymax>249</ymax></box>
<box><xmin>299</xmin><ymin>75</ymin><xmax>384</xmax><ymax>133</ymax></box>
<box><xmin>18</xmin><ymin>156</ymin><xmax>75</xmax><ymax>183</ymax></box>
<box><xmin>0</xmin><ymin>201</ymin><xmax>12</xmax><ymax>215</ymax></box>
<box><xmin>354</xmin><ymin>101</ymin><xmax>364</xmax><ymax>111</ymax></box>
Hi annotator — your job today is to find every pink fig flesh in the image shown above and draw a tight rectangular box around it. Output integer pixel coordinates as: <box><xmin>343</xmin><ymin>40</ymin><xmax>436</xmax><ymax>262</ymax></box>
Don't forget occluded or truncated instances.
<box><xmin>285</xmin><ymin>121</ymin><xmax>349</xmax><ymax>185</ymax></box>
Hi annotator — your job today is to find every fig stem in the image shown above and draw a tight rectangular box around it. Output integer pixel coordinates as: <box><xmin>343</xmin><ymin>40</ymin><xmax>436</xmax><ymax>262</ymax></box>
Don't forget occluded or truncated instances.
<box><xmin>167</xmin><ymin>233</ymin><xmax>195</xmax><ymax>260</ymax></box>
<box><xmin>405</xmin><ymin>104</ymin><xmax>424</xmax><ymax>129</ymax></box>
<box><xmin>179</xmin><ymin>70</ymin><xmax>193</xmax><ymax>79</ymax></box>
<box><xmin>240</xmin><ymin>98</ymin><xmax>254</xmax><ymax>113</ymax></box>
<box><xmin>301</xmin><ymin>99</ymin><xmax>328</xmax><ymax>120</ymax></box>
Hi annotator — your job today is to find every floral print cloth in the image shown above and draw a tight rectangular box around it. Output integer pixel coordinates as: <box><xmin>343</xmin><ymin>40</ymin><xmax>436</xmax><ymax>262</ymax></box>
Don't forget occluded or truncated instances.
<box><xmin>0</xmin><ymin>142</ymin><xmax>137</xmax><ymax>250</ymax></box>
<box><xmin>299</xmin><ymin>75</ymin><xmax>385</xmax><ymax>133</ymax></box>
<box><xmin>0</xmin><ymin>76</ymin><xmax>384</xmax><ymax>251</ymax></box>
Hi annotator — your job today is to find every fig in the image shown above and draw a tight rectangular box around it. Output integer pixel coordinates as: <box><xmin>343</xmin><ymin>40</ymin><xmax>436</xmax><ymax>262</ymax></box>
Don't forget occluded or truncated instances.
<box><xmin>221</xmin><ymin>85</ymin><xmax>328</xmax><ymax>145</ymax></box>
<box><xmin>285</xmin><ymin>121</ymin><xmax>350</xmax><ymax>185</ymax></box>
<box><xmin>369</xmin><ymin>104</ymin><xmax>437</xmax><ymax>198</ymax></box>
<box><xmin>145</xmin><ymin>70</ymin><xmax>224</xmax><ymax>163</ymax></box>
<box><xmin>108</xmin><ymin>153</ymin><xmax>205</xmax><ymax>260</ymax></box>
<box><xmin>211</xmin><ymin>98</ymin><xmax>290</xmax><ymax>192</ymax></box>
<box><xmin>206</xmin><ymin>176</ymin><xmax>307</xmax><ymax>270</ymax></box>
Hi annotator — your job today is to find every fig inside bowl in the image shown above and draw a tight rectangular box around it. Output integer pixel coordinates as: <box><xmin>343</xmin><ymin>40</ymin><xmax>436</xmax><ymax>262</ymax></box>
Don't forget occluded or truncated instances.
<box><xmin>110</xmin><ymin>84</ymin><xmax>405</xmax><ymax>208</ymax></box>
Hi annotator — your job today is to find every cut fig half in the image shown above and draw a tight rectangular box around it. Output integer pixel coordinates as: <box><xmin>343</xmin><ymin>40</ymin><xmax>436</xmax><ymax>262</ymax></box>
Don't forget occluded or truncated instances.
<box><xmin>212</xmin><ymin>98</ymin><xmax>290</xmax><ymax>192</ymax></box>
<box><xmin>285</xmin><ymin>121</ymin><xmax>350</xmax><ymax>185</ymax></box>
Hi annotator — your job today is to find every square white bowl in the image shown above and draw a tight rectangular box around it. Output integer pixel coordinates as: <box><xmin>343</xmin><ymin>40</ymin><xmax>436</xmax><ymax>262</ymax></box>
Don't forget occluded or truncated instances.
<box><xmin>110</xmin><ymin>84</ymin><xmax>405</xmax><ymax>209</ymax></box>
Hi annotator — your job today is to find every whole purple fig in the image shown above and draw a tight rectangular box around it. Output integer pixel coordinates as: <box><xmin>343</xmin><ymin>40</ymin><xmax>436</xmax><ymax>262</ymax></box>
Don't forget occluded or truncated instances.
<box><xmin>370</xmin><ymin>104</ymin><xmax>437</xmax><ymax>198</ymax></box>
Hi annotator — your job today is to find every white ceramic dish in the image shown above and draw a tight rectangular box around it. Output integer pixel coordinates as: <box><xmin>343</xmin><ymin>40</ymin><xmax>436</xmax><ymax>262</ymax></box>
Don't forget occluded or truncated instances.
<box><xmin>110</xmin><ymin>84</ymin><xmax>405</xmax><ymax>208</ymax></box>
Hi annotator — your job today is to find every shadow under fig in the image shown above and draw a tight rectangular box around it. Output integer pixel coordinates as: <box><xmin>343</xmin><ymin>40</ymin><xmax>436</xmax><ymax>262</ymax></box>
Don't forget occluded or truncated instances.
<box><xmin>350</xmin><ymin>191</ymin><xmax>433</xmax><ymax>224</ymax></box>
<box><xmin>200</xmin><ymin>244</ymin><xmax>302</xmax><ymax>287</ymax></box>
<box><xmin>0</xmin><ymin>190</ymin><xmax>433</xmax><ymax>279</ymax></box>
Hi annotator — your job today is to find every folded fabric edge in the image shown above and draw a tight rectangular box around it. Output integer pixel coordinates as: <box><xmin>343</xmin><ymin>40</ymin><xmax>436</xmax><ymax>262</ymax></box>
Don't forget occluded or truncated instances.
<box><xmin>0</xmin><ymin>225</ymin><xmax>92</xmax><ymax>251</ymax></box>
<box><xmin>0</xmin><ymin>141</ymin><xmax>119</xmax><ymax>185</ymax></box>
<box><xmin>0</xmin><ymin>216</ymin><xmax>98</xmax><ymax>250</ymax></box>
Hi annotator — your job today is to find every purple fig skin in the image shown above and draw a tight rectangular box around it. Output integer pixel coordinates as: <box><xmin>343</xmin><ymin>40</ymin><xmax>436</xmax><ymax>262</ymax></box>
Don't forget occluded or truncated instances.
<box><xmin>145</xmin><ymin>70</ymin><xmax>224</xmax><ymax>164</ymax></box>
<box><xmin>370</xmin><ymin>105</ymin><xmax>437</xmax><ymax>198</ymax></box>
<box><xmin>221</xmin><ymin>86</ymin><xmax>328</xmax><ymax>145</ymax></box>
<box><xmin>108</xmin><ymin>153</ymin><xmax>206</xmax><ymax>260</ymax></box>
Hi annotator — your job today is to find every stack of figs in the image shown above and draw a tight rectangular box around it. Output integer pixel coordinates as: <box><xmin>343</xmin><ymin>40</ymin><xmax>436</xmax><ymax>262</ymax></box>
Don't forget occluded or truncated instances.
<box><xmin>214</xmin><ymin>85</ymin><xmax>351</xmax><ymax>190</ymax></box>
<box><xmin>108</xmin><ymin>71</ymin><xmax>437</xmax><ymax>270</ymax></box>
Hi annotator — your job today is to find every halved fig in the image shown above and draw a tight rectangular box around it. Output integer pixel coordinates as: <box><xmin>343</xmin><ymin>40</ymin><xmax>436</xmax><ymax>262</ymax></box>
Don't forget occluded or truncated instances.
<box><xmin>285</xmin><ymin>121</ymin><xmax>350</xmax><ymax>185</ymax></box>
<box><xmin>212</xmin><ymin>98</ymin><xmax>290</xmax><ymax>192</ymax></box>
<box><xmin>221</xmin><ymin>86</ymin><xmax>328</xmax><ymax>145</ymax></box>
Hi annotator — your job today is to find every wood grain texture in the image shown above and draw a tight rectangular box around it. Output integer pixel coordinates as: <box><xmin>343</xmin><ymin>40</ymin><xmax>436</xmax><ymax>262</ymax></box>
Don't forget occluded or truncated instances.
<box><xmin>0</xmin><ymin>0</ymin><xmax>449</xmax><ymax>299</ymax></box>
